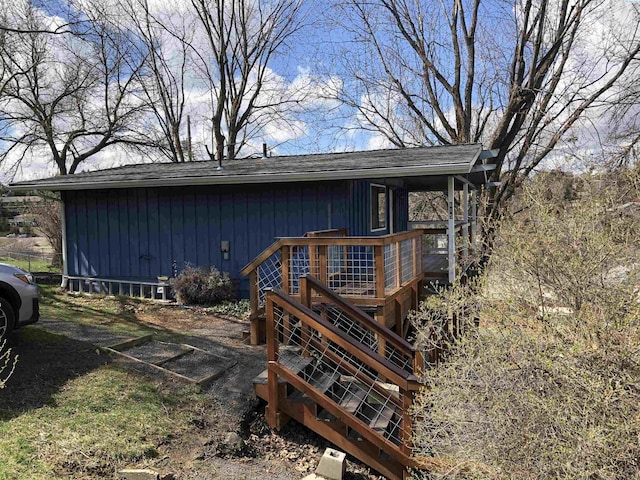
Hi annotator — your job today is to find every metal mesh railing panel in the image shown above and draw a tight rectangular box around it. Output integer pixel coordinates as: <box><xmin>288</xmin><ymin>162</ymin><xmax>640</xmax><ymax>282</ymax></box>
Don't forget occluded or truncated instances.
<box><xmin>320</xmin><ymin>305</ymin><xmax>415</xmax><ymax>374</ymax></box>
<box><xmin>401</xmin><ymin>239</ymin><xmax>414</xmax><ymax>284</ymax></box>
<box><xmin>328</xmin><ymin>245</ymin><xmax>344</xmax><ymax>276</ymax></box>
<box><xmin>288</xmin><ymin>246</ymin><xmax>311</xmax><ymax>294</ymax></box>
<box><xmin>271</xmin><ymin>302</ymin><xmax>408</xmax><ymax>447</ymax></box>
<box><xmin>326</xmin><ymin>245</ymin><xmax>376</xmax><ymax>297</ymax></box>
<box><xmin>384</xmin><ymin>243</ymin><xmax>397</xmax><ymax>291</ymax></box>
<box><xmin>257</xmin><ymin>250</ymin><xmax>282</xmax><ymax>305</ymax></box>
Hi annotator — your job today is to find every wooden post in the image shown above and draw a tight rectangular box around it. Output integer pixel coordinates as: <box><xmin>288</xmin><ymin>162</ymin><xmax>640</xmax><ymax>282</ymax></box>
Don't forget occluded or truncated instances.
<box><xmin>318</xmin><ymin>245</ymin><xmax>328</xmax><ymax>284</ymax></box>
<box><xmin>471</xmin><ymin>189</ymin><xmax>477</xmax><ymax>254</ymax></box>
<box><xmin>401</xmin><ymin>389</ymin><xmax>415</xmax><ymax>454</ymax></box>
<box><xmin>447</xmin><ymin>176</ymin><xmax>456</xmax><ymax>283</ymax></box>
<box><xmin>413</xmin><ymin>350</ymin><xmax>424</xmax><ymax>378</ymax></box>
<box><xmin>300</xmin><ymin>277</ymin><xmax>311</xmax><ymax>357</ymax></box>
<box><xmin>395</xmin><ymin>242</ymin><xmax>402</xmax><ymax>288</ymax></box>
<box><xmin>395</xmin><ymin>298</ymin><xmax>403</xmax><ymax>337</ymax></box>
<box><xmin>412</xmin><ymin>236</ymin><xmax>420</xmax><ymax>277</ymax></box>
<box><xmin>266</xmin><ymin>295</ymin><xmax>280</xmax><ymax>430</ymax></box>
<box><xmin>281</xmin><ymin>246</ymin><xmax>290</xmax><ymax>294</ymax></box>
<box><xmin>309</xmin><ymin>244</ymin><xmax>318</xmax><ymax>279</ymax></box>
<box><xmin>374</xmin><ymin>245</ymin><xmax>385</xmax><ymax>298</ymax></box>
<box><xmin>249</xmin><ymin>269</ymin><xmax>259</xmax><ymax>345</ymax></box>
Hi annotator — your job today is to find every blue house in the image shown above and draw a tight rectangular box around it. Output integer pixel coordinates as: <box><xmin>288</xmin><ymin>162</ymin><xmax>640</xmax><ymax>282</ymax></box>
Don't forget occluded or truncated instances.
<box><xmin>12</xmin><ymin>144</ymin><xmax>495</xmax><ymax>301</ymax></box>
<box><xmin>12</xmin><ymin>144</ymin><xmax>499</xmax><ymax>477</ymax></box>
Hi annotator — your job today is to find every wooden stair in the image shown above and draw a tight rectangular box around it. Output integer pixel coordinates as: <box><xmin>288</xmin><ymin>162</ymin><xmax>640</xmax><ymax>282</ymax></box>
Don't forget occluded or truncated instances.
<box><xmin>253</xmin><ymin>276</ymin><xmax>428</xmax><ymax>480</ymax></box>
<box><xmin>254</xmin><ymin>350</ymin><xmax>407</xmax><ymax>479</ymax></box>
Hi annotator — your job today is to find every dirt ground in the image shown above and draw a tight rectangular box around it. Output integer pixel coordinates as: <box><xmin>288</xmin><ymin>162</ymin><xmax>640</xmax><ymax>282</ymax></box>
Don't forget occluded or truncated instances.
<box><xmin>2</xmin><ymin>296</ymin><xmax>385</xmax><ymax>480</ymax></box>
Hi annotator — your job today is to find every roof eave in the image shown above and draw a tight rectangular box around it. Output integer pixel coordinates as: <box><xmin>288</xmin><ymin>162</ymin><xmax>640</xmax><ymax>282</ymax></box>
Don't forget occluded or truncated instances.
<box><xmin>11</xmin><ymin>160</ymin><xmax>481</xmax><ymax>191</ymax></box>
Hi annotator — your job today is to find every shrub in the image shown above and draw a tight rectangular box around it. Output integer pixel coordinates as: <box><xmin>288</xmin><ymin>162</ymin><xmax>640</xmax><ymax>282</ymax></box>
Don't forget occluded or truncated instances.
<box><xmin>0</xmin><ymin>341</ymin><xmax>17</xmax><ymax>389</ymax></box>
<box><xmin>172</xmin><ymin>266</ymin><xmax>237</xmax><ymax>306</ymax></box>
<box><xmin>411</xmin><ymin>168</ymin><xmax>640</xmax><ymax>479</ymax></box>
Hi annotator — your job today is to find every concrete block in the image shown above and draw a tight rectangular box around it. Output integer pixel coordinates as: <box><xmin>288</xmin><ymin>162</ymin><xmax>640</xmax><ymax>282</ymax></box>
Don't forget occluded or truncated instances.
<box><xmin>117</xmin><ymin>469</ymin><xmax>159</xmax><ymax>480</ymax></box>
<box><xmin>315</xmin><ymin>448</ymin><xmax>346</xmax><ymax>480</ymax></box>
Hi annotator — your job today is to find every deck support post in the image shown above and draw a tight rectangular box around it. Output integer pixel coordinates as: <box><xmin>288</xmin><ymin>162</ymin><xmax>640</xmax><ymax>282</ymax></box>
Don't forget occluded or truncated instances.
<box><xmin>401</xmin><ymin>389</ymin><xmax>415</xmax><ymax>455</ymax></box>
<box><xmin>395</xmin><ymin>242</ymin><xmax>402</xmax><ymax>289</ymax></box>
<box><xmin>300</xmin><ymin>277</ymin><xmax>312</xmax><ymax>357</ymax></box>
<box><xmin>462</xmin><ymin>182</ymin><xmax>469</xmax><ymax>266</ymax></box>
<box><xmin>281</xmin><ymin>246</ymin><xmax>290</xmax><ymax>294</ymax></box>
<box><xmin>447</xmin><ymin>176</ymin><xmax>456</xmax><ymax>283</ymax></box>
<box><xmin>249</xmin><ymin>270</ymin><xmax>259</xmax><ymax>345</ymax></box>
<box><xmin>471</xmin><ymin>189</ymin><xmax>477</xmax><ymax>255</ymax></box>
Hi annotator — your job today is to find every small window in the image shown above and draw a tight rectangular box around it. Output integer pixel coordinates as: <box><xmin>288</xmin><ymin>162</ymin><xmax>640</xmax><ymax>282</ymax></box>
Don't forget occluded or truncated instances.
<box><xmin>370</xmin><ymin>184</ymin><xmax>387</xmax><ymax>231</ymax></box>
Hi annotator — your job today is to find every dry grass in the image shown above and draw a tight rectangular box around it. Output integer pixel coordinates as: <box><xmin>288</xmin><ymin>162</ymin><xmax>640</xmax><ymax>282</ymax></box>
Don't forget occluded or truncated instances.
<box><xmin>411</xmin><ymin>167</ymin><xmax>640</xmax><ymax>479</ymax></box>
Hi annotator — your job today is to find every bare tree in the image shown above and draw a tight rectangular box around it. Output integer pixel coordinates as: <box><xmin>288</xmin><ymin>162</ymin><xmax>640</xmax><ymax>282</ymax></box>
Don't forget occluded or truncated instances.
<box><xmin>0</xmin><ymin>0</ymin><xmax>152</xmax><ymax>177</ymax></box>
<box><xmin>120</xmin><ymin>0</ymin><xmax>195</xmax><ymax>163</ymax></box>
<box><xmin>190</xmin><ymin>0</ymin><xmax>308</xmax><ymax>161</ymax></box>
<box><xmin>28</xmin><ymin>192</ymin><xmax>62</xmax><ymax>268</ymax></box>
<box><xmin>332</xmin><ymin>0</ymin><xmax>640</xmax><ymax>217</ymax></box>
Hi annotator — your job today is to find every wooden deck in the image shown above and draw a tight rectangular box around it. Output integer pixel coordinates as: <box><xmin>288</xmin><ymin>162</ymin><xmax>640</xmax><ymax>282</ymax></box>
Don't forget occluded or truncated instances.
<box><xmin>241</xmin><ymin>230</ymin><xmax>427</xmax><ymax>345</ymax></box>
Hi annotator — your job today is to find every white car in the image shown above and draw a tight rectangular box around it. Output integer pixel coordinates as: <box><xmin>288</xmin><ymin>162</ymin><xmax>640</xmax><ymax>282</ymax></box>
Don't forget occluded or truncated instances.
<box><xmin>0</xmin><ymin>263</ymin><xmax>39</xmax><ymax>342</ymax></box>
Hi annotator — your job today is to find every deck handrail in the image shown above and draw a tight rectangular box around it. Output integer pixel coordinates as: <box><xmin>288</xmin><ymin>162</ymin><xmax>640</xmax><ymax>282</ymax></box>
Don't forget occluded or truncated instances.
<box><xmin>242</xmin><ymin>229</ymin><xmax>429</xmax><ymax>344</ymax></box>
<box><xmin>300</xmin><ymin>275</ymin><xmax>424</xmax><ymax>373</ymax></box>
<box><xmin>240</xmin><ymin>238</ymin><xmax>284</xmax><ymax>276</ymax></box>
<box><xmin>267</xmin><ymin>288</ymin><xmax>420</xmax><ymax>388</ymax></box>
<box><xmin>304</xmin><ymin>228</ymin><xmax>349</xmax><ymax>237</ymax></box>
<box><xmin>241</xmin><ymin>229</ymin><xmax>427</xmax><ymax>277</ymax></box>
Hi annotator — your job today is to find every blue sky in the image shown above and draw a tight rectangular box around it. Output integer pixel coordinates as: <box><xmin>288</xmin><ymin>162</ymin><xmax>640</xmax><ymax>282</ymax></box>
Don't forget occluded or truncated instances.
<box><xmin>2</xmin><ymin>0</ymin><xmax>639</xmax><ymax>181</ymax></box>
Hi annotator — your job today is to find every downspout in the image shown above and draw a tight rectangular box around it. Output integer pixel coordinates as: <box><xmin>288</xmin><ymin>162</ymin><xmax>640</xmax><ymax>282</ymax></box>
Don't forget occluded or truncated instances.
<box><xmin>60</xmin><ymin>192</ymin><xmax>69</xmax><ymax>288</ymax></box>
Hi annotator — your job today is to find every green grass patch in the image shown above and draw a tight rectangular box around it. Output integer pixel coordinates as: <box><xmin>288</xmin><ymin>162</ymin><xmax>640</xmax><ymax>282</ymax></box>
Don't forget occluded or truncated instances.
<box><xmin>0</xmin><ymin>368</ymin><xmax>205</xmax><ymax>480</ymax></box>
<box><xmin>38</xmin><ymin>286</ymin><xmax>179</xmax><ymax>341</ymax></box>
<box><xmin>0</xmin><ymin>256</ymin><xmax>54</xmax><ymax>273</ymax></box>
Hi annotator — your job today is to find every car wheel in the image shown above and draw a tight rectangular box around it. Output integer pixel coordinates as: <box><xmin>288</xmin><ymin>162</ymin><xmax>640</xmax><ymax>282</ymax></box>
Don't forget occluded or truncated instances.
<box><xmin>0</xmin><ymin>297</ymin><xmax>15</xmax><ymax>343</ymax></box>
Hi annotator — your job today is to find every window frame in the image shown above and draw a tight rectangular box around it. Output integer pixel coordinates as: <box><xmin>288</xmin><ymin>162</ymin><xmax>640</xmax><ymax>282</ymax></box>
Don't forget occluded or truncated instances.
<box><xmin>370</xmin><ymin>183</ymin><xmax>387</xmax><ymax>232</ymax></box>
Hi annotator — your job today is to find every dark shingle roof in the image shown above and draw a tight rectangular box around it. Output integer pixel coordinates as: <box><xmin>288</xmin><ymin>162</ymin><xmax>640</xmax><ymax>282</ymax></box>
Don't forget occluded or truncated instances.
<box><xmin>11</xmin><ymin>144</ymin><xmax>486</xmax><ymax>191</ymax></box>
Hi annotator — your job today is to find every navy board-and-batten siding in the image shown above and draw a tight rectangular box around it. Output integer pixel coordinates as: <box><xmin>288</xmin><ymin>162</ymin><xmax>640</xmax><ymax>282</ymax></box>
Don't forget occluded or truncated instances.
<box><xmin>63</xmin><ymin>180</ymin><xmax>408</xmax><ymax>297</ymax></box>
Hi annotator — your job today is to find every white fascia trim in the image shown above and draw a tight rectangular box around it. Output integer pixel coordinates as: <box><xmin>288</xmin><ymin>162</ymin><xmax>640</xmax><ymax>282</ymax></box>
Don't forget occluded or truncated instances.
<box><xmin>13</xmin><ymin>160</ymin><xmax>480</xmax><ymax>191</ymax></box>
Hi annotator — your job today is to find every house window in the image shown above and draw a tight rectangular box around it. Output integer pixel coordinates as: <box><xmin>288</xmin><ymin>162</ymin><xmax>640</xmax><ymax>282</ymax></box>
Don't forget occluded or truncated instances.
<box><xmin>370</xmin><ymin>184</ymin><xmax>387</xmax><ymax>231</ymax></box>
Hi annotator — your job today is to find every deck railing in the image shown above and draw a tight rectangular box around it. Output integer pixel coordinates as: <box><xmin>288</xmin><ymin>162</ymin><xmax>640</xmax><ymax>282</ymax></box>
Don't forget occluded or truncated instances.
<box><xmin>241</xmin><ymin>230</ymin><xmax>429</xmax><ymax>343</ymax></box>
<box><xmin>300</xmin><ymin>275</ymin><xmax>426</xmax><ymax>375</ymax></box>
<box><xmin>242</xmin><ymin>230</ymin><xmax>426</xmax><ymax>307</ymax></box>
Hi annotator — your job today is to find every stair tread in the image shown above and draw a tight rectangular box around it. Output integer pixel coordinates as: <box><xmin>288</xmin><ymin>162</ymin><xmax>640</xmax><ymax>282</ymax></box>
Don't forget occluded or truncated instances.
<box><xmin>252</xmin><ymin>350</ymin><xmax>314</xmax><ymax>385</ymax></box>
<box><xmin>288</xmin><ymin>369</ymin><xmax>340</xmax><ymax>404</ymax></box>
<box><xmin>369</xmin><ymin>403</ymin><xmax>397</xmax><ymax>433</ymax></box>
<box><xmin>341</xmin><ymin>385</ymin><xmax>368</xmax><ymax>414</ymax></box>
<box><xmin>309</xmin><ymin>370</ymin><xmax>340</xmax><ymax>393</ymax></box>
<box><xmin>348</xmin><ymin>402</ymin><xmax>398</xmax><ymax>441</ymax></box>
<box><xmin>316</xmin><ymin>382</ymin><xmax>368</xmax><ymax>421</ymax></box>
<box><xmin>280</xmin><ymin>351</ymin><xmax>314</xmax><ymax>372</ymax></box>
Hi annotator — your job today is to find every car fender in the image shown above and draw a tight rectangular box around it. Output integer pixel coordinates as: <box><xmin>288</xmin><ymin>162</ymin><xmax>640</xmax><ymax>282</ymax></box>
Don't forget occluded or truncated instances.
<box><xmin>0</xmin><ymin>281</ymin><xmax>22</xmax><ymax>316</ymax></box>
